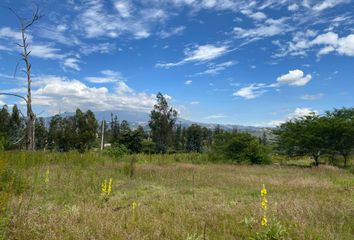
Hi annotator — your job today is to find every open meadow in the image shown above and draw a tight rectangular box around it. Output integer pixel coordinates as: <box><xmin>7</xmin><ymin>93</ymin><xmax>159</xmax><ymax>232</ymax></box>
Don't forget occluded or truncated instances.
<box><xmin>1</xmin><ymin>152</ymin><xmax>353</xmax><ymax>240</ymax></box>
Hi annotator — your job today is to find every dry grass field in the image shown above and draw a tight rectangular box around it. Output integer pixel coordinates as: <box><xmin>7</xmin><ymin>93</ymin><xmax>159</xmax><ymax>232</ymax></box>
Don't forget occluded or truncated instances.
<box><xmin>0</xmin><ymin>152</ymin><xmax>353</xmax><ymax>239</ymax></box>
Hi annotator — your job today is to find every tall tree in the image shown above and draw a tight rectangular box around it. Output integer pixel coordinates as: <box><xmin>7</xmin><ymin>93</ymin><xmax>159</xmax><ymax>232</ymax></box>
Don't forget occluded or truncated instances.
<box><xmin>173</xmin><ymin>123</ymin><xmax>182</xmax><ymax>151</ymax></box>
<box><xmin>0</xmin><ymin>6</ymin><xmax>43</xmax><ymax>151</ymax></box>
<box><xmin>110</xmin><ymin>114</ymin><xmax>120</xmax><ymax>144</ymax></box>
<box><xmin>35</xmin><ymin>117</ymin><xmax>48</xmax><ymax>150</ymax></box>
<box><xmin>149</xmin><ymin>92</ymin><xmax>177</xmax><ymax>153</ymax></box>
<box><xmin>186</xmin><ymin>124</ymin><xmax>203</xmax><ymax>152</ymax></box>
<box><xmin>0</xmin><ymin>105</ymin><xmax>11</xmax><ymax>150</ymax></box>
<box><xmin>274</xmin><ymin>114</ymin><xmax>325</xmax><ymax>166</ymax></box>
<box><xmin>8</xmin><ymin>104</ymin><xmax>25</xmax><ymax>148</ymax></box>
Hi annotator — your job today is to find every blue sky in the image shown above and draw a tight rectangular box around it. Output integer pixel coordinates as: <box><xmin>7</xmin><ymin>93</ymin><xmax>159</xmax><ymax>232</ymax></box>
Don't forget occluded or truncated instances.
<box><xmin>0</xmin><ymin>0</ymin><xmax>353</xmax><ymax>126</ymax></box>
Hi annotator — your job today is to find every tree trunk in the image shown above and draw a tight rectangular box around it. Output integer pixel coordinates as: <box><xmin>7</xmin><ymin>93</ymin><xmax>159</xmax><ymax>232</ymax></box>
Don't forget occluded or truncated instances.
<box><xmin>313</xmin><ymin>151</ymin><xmax>320</xmax><ymax>166</ymax></box>
<box><xmin>22</xmin><ymin>28</ymin><xmax>36</xmax><ymax>151</ymax></box>
<box><xmin>343</xmin><ymin>154</ymin><xmax>348</xmax><ymax>167</ymax></box>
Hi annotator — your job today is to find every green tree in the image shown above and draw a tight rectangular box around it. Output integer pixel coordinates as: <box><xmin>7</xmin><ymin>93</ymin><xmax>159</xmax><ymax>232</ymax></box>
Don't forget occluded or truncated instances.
<box><xmin>75</xmin><ymin>109</ymin><xmax>98</xmax><ymax>151</ymax></box>
<box><xmin>110</xmin><ymin>114</ymin><xmax>120</xmax><ymax>143</ymax></box>
<box><xmin>35</xmin><ymin>117</ymin><xmax>48</xmax><ymax>150</ymax></box>
<box><xmin>274</xmin><ymin>114</ymin><xmax>325</xmax><ymax>166</ymax></box>
<box><xmin>8</xmin><ymin>105</ymin><xmax>25</xmax><ymax>148</ymax></box>
<box><xmin>324</xmin><ymin>108</ymin><xmax>354</xmax><ymax>166</ymax></box>
<box><xmin>149</xmin><ymin>92</ymin><xmax>177</xmax><ymax>153</ymax></box>
<box><xmin>173</xmin><ymin>123</ymin><xmax>182</xmax><ymax>151</ymax></box>
<box><xmin>186</xmin><ymin>124</ymin><xmax>203</xmax><ymax>152</ymax></box>
<box><xmin>0</xmin><ymin>105</ymin><xmax>10</xmax><ymax>150</ymax></box>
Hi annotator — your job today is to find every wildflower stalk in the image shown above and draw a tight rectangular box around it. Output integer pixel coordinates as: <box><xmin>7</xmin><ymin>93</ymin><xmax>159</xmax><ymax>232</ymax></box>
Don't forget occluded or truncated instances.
<box><xmin>260</xmin><ymin>184</ymin><xmax>268</xmax><ymax>226</ymax></box>
<box><xmin>101</xmin><ymin>178</ymin><xmax>112</xmax><ymax>201</ymax></box>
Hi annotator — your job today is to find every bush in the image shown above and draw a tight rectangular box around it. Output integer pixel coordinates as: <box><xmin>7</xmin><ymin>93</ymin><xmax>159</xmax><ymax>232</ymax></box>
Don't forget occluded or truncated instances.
<box><xmin>105</xmin><ymin>144</ymin><xmax>130</xmax><ymax>159</ymax></box>
<box><xmin>211</xmin><ymin>132</ymin><xmax>271</xmax><ymax>164</ymax></box>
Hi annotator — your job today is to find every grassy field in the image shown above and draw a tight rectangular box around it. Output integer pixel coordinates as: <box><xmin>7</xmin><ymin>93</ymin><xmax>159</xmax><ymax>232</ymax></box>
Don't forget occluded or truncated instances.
<box><xmin>0</xmin><ymin>152</ymin><xmax>353</xmax><ymax>239</ymax></box>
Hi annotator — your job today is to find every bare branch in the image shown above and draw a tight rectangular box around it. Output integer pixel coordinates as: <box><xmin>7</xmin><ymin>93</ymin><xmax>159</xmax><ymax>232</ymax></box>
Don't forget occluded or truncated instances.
<box><xmin>0</xmin><ymin>93</ymin><xmax>28</xmax><ymax>103</ymax></box>
<box><xmin>13</xmin><ymin>59</ymin><xmax>21</xmax><ymax>78</ymax></box>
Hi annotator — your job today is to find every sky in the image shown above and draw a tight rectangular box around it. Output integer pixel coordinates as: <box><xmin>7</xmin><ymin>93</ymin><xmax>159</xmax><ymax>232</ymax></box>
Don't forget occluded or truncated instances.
<box><xmin>0</xmin><ymin>0</ymin><xmax>353</xmax><ymax>126</ymax></box>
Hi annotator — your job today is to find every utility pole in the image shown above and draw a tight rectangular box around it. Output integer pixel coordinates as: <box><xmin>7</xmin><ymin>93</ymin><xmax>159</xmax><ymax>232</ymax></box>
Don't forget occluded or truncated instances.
<box><xmin>101</xmin><ymin>120</ymin><xmax>105</xmax><ymax>151</ymax></box>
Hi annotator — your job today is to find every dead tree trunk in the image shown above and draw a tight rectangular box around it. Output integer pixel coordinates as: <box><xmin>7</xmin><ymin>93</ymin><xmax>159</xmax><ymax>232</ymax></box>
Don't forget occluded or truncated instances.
<box><xmin>6</xmin><ymin>6</ymin><xmax>42</xmax><ymax>151</ymax></box>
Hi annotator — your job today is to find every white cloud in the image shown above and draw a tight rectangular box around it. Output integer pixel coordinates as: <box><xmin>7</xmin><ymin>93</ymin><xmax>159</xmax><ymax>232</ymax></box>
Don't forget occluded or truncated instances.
<box><xmin>0</xmin><ymin>27</ymin><xmax>25</xmax><ymax>41</ymax></box>
<box><xmin>196</xmin><ymin>61</ymin><xmax>237</xmax><ymax>75</ymax></box>
<box><xmin>156</xmin><ymin>44</ymin><xmax>229</xmax><ymax>68</ymax></box>
<box><xmin>204</xmin><ymin>114</ymin><xmax>227</xmax><ymax>119</ymax></box>
<box><xmin>63</xmin><ymin>58</ymin><xmax>81</xmax><ymax>71</ymax></box>
<box><xmin>300</xmin><ymin>93</ymin><xmax>324</xmax><ymax>100</ymax></box>
<box><xmin>274</xmin><ymin>32</ymin><xmax>354</xmax><ymax>58</ymax></box>
<box><xmin>159</xmin><ymin>26</ymin><xmax>185</xmax><ymax>38</ymax></box>
<box><xmin>277</xmin><ymin>69</ymin><xmax>312</xmax><ymax>86</ymax></box>
<box><xmin>184</xmin><ymin>80</ymin><xmax>192</xmax><ymax>85</ymax></box>
<box><xmin>288</xmin><ymin>107</ymin><xmax>318</xmax><ymax>118</ymax></box>
<box><xmin>190</xmin><ymin>101</ymin><xmax>199</xmax><ymax>105</ymax></box>
<box><xmin>114</xmin><ymin>0</ymin><xmax>133</xmax><ymax>18</ymax></box>
<box><xmin>85</xmin><ymin>70</ymin><xmax>125</xmax><ymax>83</ymax></box>
<box><xmin>115</xmin><ymin>81</ymin><xmax>134</xmax><ymax>94</ymax></box>
<box><xmin>29</xmin><ymin>44</ymin><xmax>66</xmax><ymax>60</ymax></box>
<box><xmin>311</xmin><ymin>32</ymin><xmax>338</xmax><ymax>45</ymax></box>
<box><xmin>80</xmin><ymin>43</ymin><xmax>116</xmax><ymax>55</ymax></box>
<box><xmin>268</xmin><ymin>107</ymin><xmax>318</xmax><ymax>126</ymax></box>
<box><xmin>312</xmin><ymin>0</ymin><xmax>350</xmax><ymax>12</ymax></box>
<box><xmin>233</xmin><ymin>83</ymin><xmax>267</xmax><ymax>99</ymax></box>
<box><xmin>31</xmin><ymin>75</ymin><xmax>157</xmax><ymax>114</ymax></box>
<box><xmin>234</xmin><ymin>18</ymin><xmax>289</xmax><ymax>40</ymax></box>
<box><xmin>337</xmin><ymin>34</ymin><xmax>354</xmax><ymax>56</ymax></box>
<box><xmin>250</xmin><ymin>12</ymin><xmax>267</xmax><ymax>21</ymax></box>
<box><xmin>76</xmin><ymin>0</ymin><xmax>167</xmax><ymax>39</ymax></box>
<box><xmin>288</xmin><ymin>4</ymin><xmax>299</xmax><ymax>11</ymax></box>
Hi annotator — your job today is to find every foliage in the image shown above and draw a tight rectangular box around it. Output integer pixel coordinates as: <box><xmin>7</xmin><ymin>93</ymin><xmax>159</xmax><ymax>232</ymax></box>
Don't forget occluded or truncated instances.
<box><xmin>274</xmin><ymin>108</ymin><xmax>354</xmax><ymax>166</ymax></box>
<box><xmin>149</xmin><ymin>92</ymin><xmax>177</xmax><ymax>153</ymax></box>
<box><xmin>211</xmin><ymin>132</ymin><xmax>271</xmax><ymax>164</ymax></box>
<box><xmin>186</xmin><ymin>124</ymin><xmax>204</xmax><ymax>152</ymax></box>
<box><xmin>250</xmin><ymin>221</ymin><xmax>290</xmax><ymax>240</ymax></box>
<box><xmin>47</xmin><ymin>109</ymin><xmax>98</xmax><ymax>152</ymax></box>
<box><xmin>106</xmin><ymin>144</ymin><xmax>130</xmax><ymax>158</ymax></box>
<box><xmin>35</xmin><ymin>118</ymin><xmax>48</xmax><ymax>149</ymax></box>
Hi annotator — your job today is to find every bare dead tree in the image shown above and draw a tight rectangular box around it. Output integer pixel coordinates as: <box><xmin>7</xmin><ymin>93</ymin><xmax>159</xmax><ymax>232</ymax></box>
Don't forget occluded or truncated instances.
<box><xmin>0</xmin><ymin>5</ymin><xmax>43</xmax><ymax>151</ymax></box>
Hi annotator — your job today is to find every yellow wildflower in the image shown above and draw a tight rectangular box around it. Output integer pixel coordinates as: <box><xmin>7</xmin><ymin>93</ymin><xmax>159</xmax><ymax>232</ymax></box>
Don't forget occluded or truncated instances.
<box><xmin>260</xmin><ymin>184</ymin><xmax>268</xmax><ymax>227</ymax></box>
<box><xmin>107</xmin><ymin>178</ymin><xmax>112</xmax><ymax>195</ymax></box>
<box><xmin>101</xmin><ymin>179</ymin><xmax>107</xmax><ymax>197</ymax></box>
<box><xmin>261</xmin><ymin>184</ymin><xmax>267</xmax><ymax>197</ymax></box>
<box><xmin>132</xmin><ymin>201</ymin><xmax>137</xmax><ymax>211</ymax></box>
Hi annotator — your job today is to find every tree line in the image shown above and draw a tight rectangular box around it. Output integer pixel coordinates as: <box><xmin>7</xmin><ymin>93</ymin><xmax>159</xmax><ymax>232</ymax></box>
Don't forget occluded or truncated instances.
<box><xmin>0</xmin><ymin>93</ymin><xmax>269</xmax><ymax>163</ymax></box>
<box><xmin>273</xmin><ymin>108</ymin><xmax>354</xmax><ymax>166</ymax></box>
<box><xmin>1</xmin><ymin>93</ymin><xmax>353</xmax><ymax>166</ymax></box>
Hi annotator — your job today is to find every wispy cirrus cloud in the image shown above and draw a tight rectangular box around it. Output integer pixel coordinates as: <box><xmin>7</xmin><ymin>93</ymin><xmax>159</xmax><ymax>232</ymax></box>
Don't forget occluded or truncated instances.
<box><xmin>233</xmin><ymin>83</ymin><xmax>268</xmax><ymax>100</ymax></box>
<box><xmin>156</xmin><ymin>44</ymin><xmax>229</xmax><ymax>68</ymax></box>
<box><xmin>158</xmin><ymin>26</ymin><xmax>186</xmax><ymax>38</ymax></box>
<box><xmin>85</xmin><ymin>70</ymin><xmax>125</xmax><ymax>83</ymax></box>
<box><xmin>196</xmin><ymin>61</ymin><xmax>237</xmax><ymax>75</ymax></box>
<box><xmin>300</xmin><ymin>93</ymin><xmax>324</xmax><ymax>100</ymax></box>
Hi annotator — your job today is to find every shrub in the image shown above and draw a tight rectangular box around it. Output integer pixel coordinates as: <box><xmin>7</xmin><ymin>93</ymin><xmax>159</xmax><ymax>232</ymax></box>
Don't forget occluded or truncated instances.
<box><xmin>211</xmin><ymin>132</ymin><xmax>271</xmax><ymax>164</ymax></box>
<box><xmin>105</xmin><ymin>144</ymin><xmax>130</xmax><ymax>159</ymax></box>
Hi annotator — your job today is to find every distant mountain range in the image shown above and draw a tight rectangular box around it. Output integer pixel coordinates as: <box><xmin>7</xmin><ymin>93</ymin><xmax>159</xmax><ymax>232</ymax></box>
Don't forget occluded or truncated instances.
<box><xmin>48</xmin><ymin>110</ymin><xmax>271</xmax><ymax>137</ymax></box>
